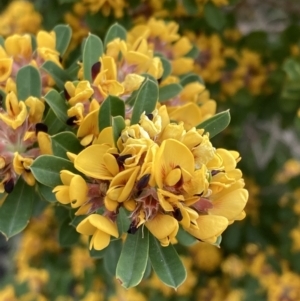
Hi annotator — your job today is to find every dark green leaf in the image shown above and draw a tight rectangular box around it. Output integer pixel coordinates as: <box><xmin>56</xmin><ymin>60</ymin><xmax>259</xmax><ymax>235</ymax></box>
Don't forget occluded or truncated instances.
<box><xmin>104</xmin><ymin>23</ymin><xmax>127</xmax><ymax>48</ymax></box>
<box><xmin>43</xmin><ymin>90</ymin><xmax>69</xmax><ymax>123</ymax></box>
<box><xmin>160</xmin><ymin>57</ymin><xmax>172</xmax><ymax>80</ymax></box>
<box><xmin>176</xmin><ymin>226</ymin><xmax>197</xmax><ymax>246</ymax></box>
<box><xmin>89</xmin><ymin>247</ymin><xmax>107</xmax><ymax>259</ymax></box>
<box><xmin>51</xmin><ymin>132</ymin><xmax>83</xmax><ymax>159</ymax></box>
<box><xmin>98</xmin><ymin>95</ymin><xmax>125</xmax><ymax>131</ymax></box>
<box><xmin>116</xmin><ymin>228</ymin><xmax>149</xmax><ymax>288</ymax></box>
<box><xmin>83</xmin><ymin>34</ymin><xmax>103</xmax><ymax>82</ymax></box>
<box><xmin>180</xmin><ymin>73</ymin><xmax>204</xmax><ymax>86</ymax></box>
<box><xmin>58</xmin><ymin>218</ymin><xmax>80</xmax><ymax>247</ymax></box>
<box><xmin>38</xmin><ymin>183</ymin><xmax>56</xmax><ymax>203</ymax></box>
<box><xmin>30</xmin><ymin>155</ymin><xmax>77</xmax><ymax>187</ymax></box>
<box><xmin>104</xmin><ymin>239</ymin><xmax>123</xmax><ymax>276</ymax></box>
<box><xmin>16</xmin><ymin>65</ymin><xmax>41</xmax><ymax>100</ymax></box>
<box><xmin>41</xmin><ymin>61</ymin><xmax>72</xmax><ymax>90</ymax></box>
<box><xmin>185</xmin><ymin>44</ymin><xmax>199</xmax><ymax>59</ymax></box>
<box><xmin>53</xmin><ymin>24</ymin><xmax>72</xmax><ymax>56</ymax></box>
<box><xmin>159</xmin><ymin>83</ymin><xmax>183</xmax><ymax>102</ymax></box>
<box><xmin>0</xmin><ymin>178</ymin><xmax>35</xmax><ymax>239</ymax></box>
<box><xmin>43</xmin><ymin>108</ymin><xmax>67</xmax><ymax>135</ymax></box>
<box><xmin>182</xmin><ymin>0</ymin><xmax>198</xmax><ymax>14</ymax></box>
<box><xmin>116</xmin><ymin>207</ymin><xmax>131</xmax><ymax>235</ymax></box>
<box><xmin>112</xmin><ymin>116</ymin><xmax>126</xmax><ymax>147</ymax></box>
<box><xmin>196</xmin><ymin>110</ymin><xmax>231</xmax><ymax>138</ymax></box>
<box><xmin>149</xmin><ymin>232</ymin><xmax>186</xmax><ymax>288</ymax></box>
<box><xmin>130</xmin><ymin>78</ymin><xmax>158</xmax><ymax>125</ymax></box>
<box><xmin>204</xmin><ymin>2</ymin><xmax>226</xmax><ymax>31</ymax></box>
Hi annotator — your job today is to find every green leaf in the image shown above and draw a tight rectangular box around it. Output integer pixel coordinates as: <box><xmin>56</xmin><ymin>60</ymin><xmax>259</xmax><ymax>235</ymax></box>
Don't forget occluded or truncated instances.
<box><xmin>283</xmin><ymin>59</ymin><xmax>300</xmax><ymax>81</ymax></box>
<box><xmin>149</xmin><ymin>232</ymin><xmax>186</xmax><ymax>288</ymax></box>
<box><xmin>180</xmin><ymin>73</ymin><xmax>204</xmax><ymax>86</ymax></box>
<box><xmin>43</xmin><ymin>108</ymin><xmax>67</xmax><ymax>135</ymax></box>
<box><xmin>182</xmin><ymin>0</ymin><xmax>198</xmax><ymax>14</ymax></box>
<box><xmin>98</xmin><ymin>95</ymin><xmax>125</xmax><ymax>131</ymax></box>
<box><xmin>41</xmin><ymin>61</ymin><xmax>72</xmax><ymax>90</ymax></box>
<box><xmin>83</xmin><ymin>34</ymin><xmax>103</xmax><ymax>82</ymax></box>
<box><xmin>176</xmin><ymin>226</ymin><xmax>197</xmax><ymax>246</ymax></box>
<box><xmin>116</xmin><ymin>228</ymin><xmax>149</xmax><ymax>288</ymax></box>
<box><xmin>130</xmin><ymin>78</ymin><xmax>158</xmax><ymax>125</ymax></box>
<box><xmin>204</xmin><ymin>2</ymin><xmax>226</xmax><ymax>31</ymax></box>
<box><xmin>89</xmin><ymin>247</ymin><xmax>107</xmax><ymax>259</ymax></box>
<box><xmin>104</xmin><ymin>239</ymin><xmax>123</xmax><ymax>276</ymax></box>
<box><xmin>30</xmin><ymin>155</ymin><xmax>77</xmax><ymax>188</ymax></box>
<box><xmin>43</xmin><ymin>90</ymin><xmax>69</xmax><ymax>123</ymax></box>
<box><xmin>112</xmin><ymin>116</ymin><xmax>126</xmax><ymax>147</ymax></box>
<box><xmin>38</xmin><ymin>183</ymin><xmax>56</xmax><ymax>203</ymax></box>
<box><xmin>51</xmin><ymin>132</ymin><xmax>83</xmax><ymax>159</ymax></box>
<box><xmin>0</xmin><ymin>36</ymin><xmax>4</xmax><ymax>47</ymax></box>
<box><xmin>58</xmin><ymin>218</ymin><xmax>80</xmax><ymax>248</ymax></box>
<box><xmin>0</xmin><ymin>178</ymin><xmax>35</xmax><ymax>239</ymax></box>
<box><xmin>185</xmin><ymin>44</ymin><xmax>199</xmax><ymax>59</ymax></box>
<box><xmin>116</xmin><ymin>207</ymin><xmax>131</xmax><ymax>235</ymax></box>
<box><xmin>16</xmin><ymin>65</ymin><xmax>41</xmax><ymax>100</ymax></box>
<box><xmin>53</xmin><ymin>24</ymin><xmax>72</xmax><ymax>56</ymax></box>
<box><xmin>159</xmin><ymin>83</ymin><xmax>183</xmax><ymax>102</ymax></box>
<box><xmin>104</xmin><ymin>23</ymin><xmax>127</xmax><ymax>48</ymax></box>
<box><xmin>196</xmin><ymin>110</ymin><xmax>231</xmax><ymax>138</ymax></box>
<box><xmin>58</xmin><ymin>218</ymin><xmax>80</xmax><ymax>247</ymax></box>
<box><xmin>160</xmin><ymin>57</ymin><xmax>172</xmax><ymax>80</ymax></box>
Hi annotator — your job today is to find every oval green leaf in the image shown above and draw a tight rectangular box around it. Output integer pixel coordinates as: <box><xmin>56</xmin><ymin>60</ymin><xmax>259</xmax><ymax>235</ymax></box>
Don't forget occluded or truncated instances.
<box><xmin>176</xmin><ymin>226</ymin><xmax>197</xmax><ymax>246</ymax></box>
<box><xmin>98</xmin><ymin>95</ymin><xmax>125</xmax><ymax>131</ymax></box>
<box><xmin>196</xmin><ymin>110</ymin><xmax>231</xmax><ymax>138</ymax></box>
<box><xmin>130</xmin><ymin>78</ymin><xmax>158</xmax><ymax>125</ymax></box>
<box><xmin>149</xmin><ymin>232</ymin><xmax>186</xmax><ymax>289</ymax></box>
<box><xmin>83</xmin><ymin>33</ymin><xmax>103</xmax><ymax>82</ymax></box>
<box><xmin>51</xmin><ymin>132</ymin><xmax>83</xmax><ymax>159</ymax></box>
<box><xmin>116</xmin><ymin>228</ymin><xmax>149</xmax><ymax>288</ymax></box>
<box><xmin>43</xmin><ymin>108</ymin><xmax>68</xmax><ymax>135</ymax></box>
<box><xmin>112</xmin><ymin>116</ymin><xmax>126</xmax><ymax>147</ymax></box>
<box><xmin>204</xmin><ymin>2</ymin><xmax>226</xmax><ymax>31</ymax></box>
<box><xmin>16</xmin><ymin>65</ymin><xmax>41</xmax><ymax>100</ymax></box>
<box><xmin>38</xmin><ymin>182</ymin><xmax>57</xmax><ymax>203</ymax></box>
<box><xmin>159</xmin><ymin>83</ymin><xmax>183</xmax><ymax>102</ymax></box>
<box><xmin>43</xmin><ymin>90</ymin><xmax>69</xmax><ymax>124</ymax></box>
<box><xmin>0</xmin><ymin>178</ymin><xmax>35</xmax><ymax>239</ymax></box>
<box><xmin>160</xmin><ymin>57</ymin><xmax>172</xmax><ymax>80</ymax></box>
<box><xmin>180</xmin><ymin>73</ymin><xmax>204</xmax><ymax>86</ymax></box>
<box><xmin>104</xmin><ymin>23</ymin><xmax>127</xmax><ymax>48</ymax></box>
<box><xmin>41</xmin><ymin>61</ymin><xmax>72</xmax><ymax>90</ymax></box>
<box><xmin>58</xmin><ymin>218</ymin><xmax>80</xmax><ymax>247</ymax></box>
<box><xmin>53</xmin><ymin>24</ymin><xmax>72</xmax><ymax>56</ymax></box>
<box><xmin>116</xmin><ymin>207</ymin><xmax>131</xmax><ymax>235</ymax></box>
<box><xmin>30</xmin><ymin>155</ymin><xmax>77</xmax><ymax>187</ymax></box>
<box><xmin>104</xmin><ymin>239</ymin><xmax>123</xmax><ymax>276</ymax></box>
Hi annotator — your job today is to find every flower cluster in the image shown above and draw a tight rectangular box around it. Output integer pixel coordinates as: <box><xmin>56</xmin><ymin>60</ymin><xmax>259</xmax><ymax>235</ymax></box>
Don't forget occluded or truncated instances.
<box><xmin>54</xmin><ymin>105</ymin><xmax>247</xmax><ymax>250</ymax></box>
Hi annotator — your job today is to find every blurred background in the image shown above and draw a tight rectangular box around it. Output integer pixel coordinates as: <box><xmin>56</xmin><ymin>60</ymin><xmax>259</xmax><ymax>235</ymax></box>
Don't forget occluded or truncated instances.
<box><xmin>1</xmin><ymin>0</ymin><xmax>300</xmax><ymax>300</ymax></box>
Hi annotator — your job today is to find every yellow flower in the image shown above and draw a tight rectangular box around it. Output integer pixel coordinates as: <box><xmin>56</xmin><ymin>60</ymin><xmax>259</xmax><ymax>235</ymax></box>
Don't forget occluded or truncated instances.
<box><xmin>4</xmin><ymin>34</ymin><xmax>32</xmax><ymax>63</ymax></box>
<box><xmin>74</xmin><ymin>144</ymin><xmax>119</xmax><ymax>180</ymax></box>
<box><xmin>13</xmin><ymin>153</ymin><xmax>35</xmax><ymax>186</ymax></box>
<box><xmin>53</xmin><ymin>170</ymin><xmax>88</xmax><ymax>208</ymax></box>
<box><xmin>184</xmin><ymin>214</ymin><xmax>228</xmax><ymax>244</ymax></box>
<box><xmin>0</xmin><ymin>92</ymin><xmax>27</xmax><ymax>129</ymax></box>
<box><xmin>65</xmin><ymin>80</ymin><xmax>94</xmax><ymax>106</ymax></box>
<box><xmin>145</xmin><ymin>213</ymin><xmax>179</xmax><ymax>246</ymax></box>
<box><xmin>76</xmin><ymin>214</ymin><xmax>119</xmax><ymax>250</ymax></box>
<box><xmin>24</xmin><ymin>96</ymin><xmax>45</xmax><ymax>124</ymax></box>
<box><xmin>0</xmin><ymin>47</ymin><xmax>13</xmax><ymax>82</ymax></box>
<box><xmin>82</xmin><ymin>0</ymin><xmax>126</xmax><ymax>17</ymax></box>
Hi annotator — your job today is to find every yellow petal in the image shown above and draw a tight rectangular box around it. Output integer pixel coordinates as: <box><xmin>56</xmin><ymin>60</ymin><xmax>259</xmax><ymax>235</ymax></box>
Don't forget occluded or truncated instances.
<box><xmin>185</xmin><ymin>215</ymin><xmax>228</xmax><ymax>241</ymax></box>
<box><xmin>37</xmin><ymin>132</ymin><xmax>52</xmax><ymax>155</ymax></box>
<box><xmin>209</xmin><ymin>188</ymin><xmax>248</xmax><ymax>222</ymax></box>
<box><xmin>165</xmin><ymin>168</ymin><xmax>182</xmax><ymax>187</ymax></box>
<box><xmin>74</xmin><ymin>144</ymin><xmax>116</xmax><ymax>180</ymax></box>
<box><xmin>146</xmin><ymin>214</ymin><xmax>179</xmax><ymax>246</ymax></box>
<box><xmin>69</xmin><ymin>175</ymin><xmax>88</xmax><ymax>208</ymax></box>
<box><xmin>53</xmin><ymin>186</ymin><xmax>70</xmax><ymax>204</ymax></box>
<box><xmin>154</xmin><ymin>139</ymin><xmax>194</xmax><ymax>189</ymax></box>
<box><xmin>171</xmin><ymin>57</ymin><xmax>194</xmax><ymax>75</ymax></box>
<box><xmin>76</xmin><ymin>216</ymin><xmax>96</xmax><ymax>235</ymax></box>
<box><xmin>0</xmin><ymin>58</ymin><xmax>13</xmax><ymax>82</ymax></box>
<box><xmin>88</xmin><ymin>214</ymin><xmax>119</xmax><ymax>238</ymax></box>
<box><xmin>90</xmin><ymin>230</ymin><xmax>110</xmax><ymax>250</ymax></box>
